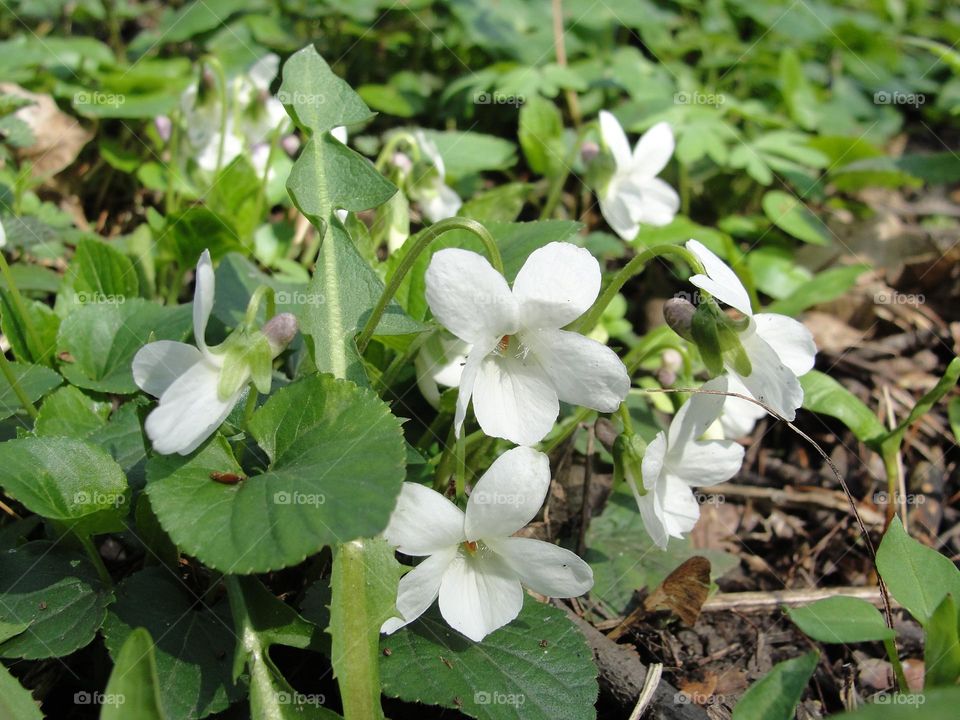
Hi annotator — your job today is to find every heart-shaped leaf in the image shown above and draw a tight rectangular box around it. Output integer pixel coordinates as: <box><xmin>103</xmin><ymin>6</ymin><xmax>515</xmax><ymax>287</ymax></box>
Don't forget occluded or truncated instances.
<box><xmin>146</xmin><ymin>373</ymin><xmax>406</xmax><ymax>573</ymax></box>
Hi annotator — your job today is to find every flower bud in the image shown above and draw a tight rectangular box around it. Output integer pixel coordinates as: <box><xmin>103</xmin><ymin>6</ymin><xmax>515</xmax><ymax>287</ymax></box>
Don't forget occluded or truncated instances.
<box><xmin>155</xmin><ymin>115</ymin><xmax>172</xmax><ymax>142</ymax></box>
<box><xmin>262</xmin><ymin>312</ymin><xmax>299</xmax><ymax>356</ymax></box>
<box><xmin>580</xmin><ymin>140</ymin><xmax>600</xmax><ymax>164</ymax></box>
<box><xmin>392</xmin><ymin>151</ymin><xmax>413</xmax><ymax>174</ymax></box>
<box><xmin>663</xmin><ymin>298</ymin><xmax>696</xmax><ymax>341</ymax></box>
<box><xmin>281</xmin><ymin>134</ymin><xmax>301</xmax><ymax>156</ymax></box>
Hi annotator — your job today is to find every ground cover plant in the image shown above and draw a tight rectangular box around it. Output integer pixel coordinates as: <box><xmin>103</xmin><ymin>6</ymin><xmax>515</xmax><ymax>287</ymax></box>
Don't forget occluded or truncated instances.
<box><xmin>0</xmin><ymin>1</ymin><xmax>959</xmax><ymax>718</ymax></box>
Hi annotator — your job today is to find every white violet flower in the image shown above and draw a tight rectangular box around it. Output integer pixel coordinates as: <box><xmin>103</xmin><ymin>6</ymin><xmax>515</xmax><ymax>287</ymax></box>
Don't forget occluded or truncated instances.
<box><xmin>627</xmin><ymin>377</ymin><xmax>745</xmax><ymax>549</ymax></box>
<box><xmin>686</xmin><ymin>239</ymin><xmax>817</xmax><ymax>421</ymax></box>
<box><xmin>381</xmin><ymin>446</ymin><xmax>593</xmax><ymax>642</ymax></box>
<box><xmin>411</xmin><ymin>130</ymin><xmax>461</xmax><ymax>222</ymax></box>
<box><xmin>596</xmin><ymin>110</ymin><xmax>680</xmax><ymax>241</ymax></box>
<box><xmin>414</xmin><ymin>332</ymin><xmax>471</xmax><ymax>408</ymax></box>
<box><xmin>425</xmin><ymin>241</ymin><xmax>631</xmax><ymax>446</ymax></box>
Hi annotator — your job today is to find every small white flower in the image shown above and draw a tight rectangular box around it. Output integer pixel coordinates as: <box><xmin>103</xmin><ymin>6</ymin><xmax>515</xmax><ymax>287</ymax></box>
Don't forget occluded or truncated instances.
<box><xmin>411</xmin><ymin>130</ymin><xmax>461</xmax><ymax>222</ymax></box>
<box><xmin>0</xmin><ymin>217</ymin><xmax>6</xmax><ymax>249</ymax></box>
<box><xmin>686</xmin><ymin>239</ymin><xmax>817</xmax><ymax>421</ymax></box>
<box><xmin>414</xmin><ymin>332</ymin><xmax>471</xmax><ymax>408</ymax></box>
<box><xmin>425</xmin><ymin>242</ymin><xmax>631</xmax><ymax>446</ymax></box>
<box><xmin>717</xmin><ymin>373</ymin><xmax>766</xmax><ymax>438</ymax></box>
<box><xmin>597</xmin><ymin>111</ymin><xmax>680</xmax><ymax>241</ymax></box>
<box><xmin>628</xmin><ymin>378</ymin><xmax>744</xmax><ymax>549</ymax></box>
<box><xmin>133</xmin><ymin>251</ymin><xmax>243</xmax><ymax>455</ymax></box>
<box><xmin>381</xmin><ymin>446</ymin><xmax>593</xmax><ymax>642</ymax></box>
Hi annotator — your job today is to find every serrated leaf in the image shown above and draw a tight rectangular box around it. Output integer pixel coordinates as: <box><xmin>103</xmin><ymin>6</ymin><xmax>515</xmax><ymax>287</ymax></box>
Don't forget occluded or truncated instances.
<box><xmin>800</xmin><ymin>371</ymin><xmax>886</xmax><ymax>444</ymax></box>
<box><xmin>762</xmin><ymin>190</ymin><xmax>830</xmax><ymax>245</ymax></box>
<box><xmin>0</xmin><ymin>436</ymin><xmax>129</xmax><ymax>536</ymax></box>
<box><xmin>876</xmin><ymin>517</ymin><xmax>960</xmax><ymax>626</ymax></box>
<box><xmin>0</xmin><ymin>361</ymin><xmax>60</xmax><ymax>421</ymax></box>
<box><xmin>63</xmin><ymin>238</ymin><xmax>139</xmax><ymax>309</ymax></box>
<box><xmin>732</xmin><ymin>651</ymin><xmax>818</xmax><ymax>720</ymax></box>
<box><xmin>787</xmin><ymin>596</ymin><xmax>895</xmax><ymax>643</ymax></box>
<box><xmin>35</xmin><ymin>385</ymin><xmax>110</xmax><ymax>438</ymax></box>
<box><xmin>379</xmin><ymin>601</ymin><xmax>598</xmax><ymax>720</ymax></box>
<box><xmin>0</xmin><ymin>541</ymin><xmax>112</xmax><ymax>659</ymax></box>
<box><xmin>0</xmin><ymin>662</ymin><xmax>42</xmax><ymax>719</ymax></box>
<box><xmin>56</xmin><ymin>298</ymin><xmax>192</xmax><ymax>394</ymax></box>
<box><xmin>0</xmin><ymin>288</ymin><xmax>60</xmax><ymax>365</ymax></box>
<box><xmin>146</xmin><ymin>374</ymin><xmax>406</xmax><ymax>573</ymax></box>
<box><xmin>102</xmin><ymin>628</ymin><xmax>168</xmax><ymax>720</ymax></box>
<box><xmin>102</xmin><ymin>568</ymin><xmax>240</xmax><ymax>720</ymax></box>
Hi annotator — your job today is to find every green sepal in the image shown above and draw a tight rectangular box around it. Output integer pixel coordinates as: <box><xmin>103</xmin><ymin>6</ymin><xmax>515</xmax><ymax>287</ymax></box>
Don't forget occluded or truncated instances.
<box><xmin>613</xmin><ymin>433</ymin><xmax>647</xmax><ymax>493</ymax></box>
<box><xmin>691</xmin><ymin>301</ymin><xmax>725</xmax><ymax>377</ymax></box>
<box><xmin>215</xmin><ymin>331</ymin><xmax>273</xmax><ymax>400</ymax></box>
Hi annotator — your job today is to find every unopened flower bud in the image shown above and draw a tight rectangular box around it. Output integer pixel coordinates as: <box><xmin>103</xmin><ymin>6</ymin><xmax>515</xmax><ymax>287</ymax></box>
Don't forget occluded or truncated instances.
<box><xmin>663</xmin><ymin>298</ymin><xmax>696</xmax><ymax>341</ymax></box>
<box><xmin>281</xmin><ymin>134</ymin><xmax>301</xmax><ymax>156</ymax></box>
<box><xmin>155</xmin><ymin>115</ymin><xmax>172</xmax><ymax>142</ymax></box>
<box><xmin>656</xmin><ymin>348</ymin><xmax>683</xmax><ymax>386</ymax></box>
<box><xmin>262</xmin><ymin>313</ymin><xmax>299</xmax><ymax>356</ymax></box>
<box><xmin>392</xmin><ymin>151</ymin><xmax>413</xmax><ymax>174</ymax></box>
<box><xmin>580</xmin><ymin>140</ymin><xmax>600</xmax><ymax>164</ymax></box>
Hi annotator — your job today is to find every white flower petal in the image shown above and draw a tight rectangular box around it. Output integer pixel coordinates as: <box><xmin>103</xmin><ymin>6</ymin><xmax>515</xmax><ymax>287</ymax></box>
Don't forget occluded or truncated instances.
<box><xmin>666</xmin><ymin>377</ymin><xmax>727</xmax><ymax>449</ymax></box>
<box><xmin>735</xmin><ymin>331</ymin><xmax>804</xmax><ymax>421</ymax></box>
<box><xmin>640</xmin><ymin>433</ymin><xmax>667</xmax><ymax>492</ymax></box>
<box><xmin>489</xmin><ymin>537</ymin><xmax>593</xmax><ymax>597</ymax></box>
<box><xmin>598</xmin><ymin>177</ymin><xmax>642</xmax><ymax>240</ymax></box>
<box><xmin>454</xmin><ymin>344</ymin><xmax>488</xmax><ymax>439</ymax></box>
<box><xmin>670</xmin><ymin>439</ymin><xmax>744</xmax><ymax>487</ymax></box>
<box><xmin>438</xmin><ymin>551</ymin><xmax>523</xmax><ymax>642</ymax></box>
<box><xmin>524</xmin><ymin>329</ymin><xmax>629</xmax><ymax>412</ymax></box>
<box><xmin>247</xmin><ymin>53</ymin><xmax>279</xmax><ymax>93</ymax></box>
<box><xmin>381</xmin><ymin>547</ymin><xmax>457</xmax><ymax>635</ymax></box>
<box><xmin>513</xmin><ymin>242</ymin><xmax>601</xmax><ymax>329</ymax></box>
<box><xmin>471</xmin><ymin>353</ymin><xmax>559</xmax><ymax>446</ymax></box>
<box><xmin>0</xmin><ymin>218</ymin><xmax>6</xmax><ymax>248</ymax></box>
<box><xmin>636</xmin><ymin>490</ymin><xmax>670</xmax><ymax>550</ymax></box>
<box><xmin>631</xmin><ymin>121</ymin><xmax>674</xmax><ymax>177</ymax></box>
<box><xmin>331</xmin><ymin>126</ymin><xmax>347</xmax><ymax>144</ymax></box>
<box><xmin>425</xmin><ymin>249</ymin><xmax>519</xmax><ymax>345</ymax></box>
<box><xmin>686</xmin><ymin>239</ymin><xmax>753</xmax><ymax>316</ymax></box>
<box><xmin>132</xmin><ymin>341</ymin><xmax>204</xmax><ymax>398</ymax></box>
<box><xmin>383</xmin><ymin>482</ymin><xmax>466</xmax><ymax>556</ymax></box>
<box><xmin>193</xmin><ymin>249</ymin><xmax>215</xmax><ymax>358</ymax></box>
<box><xmin>599</xmin><ymin>110</ymin><xmax>632</xmax><ymax>169</ymax></box>
<box><xmin>636</xmin><ymin>177</ymin><xmax>680</xmax><ymax>226</ymax></box>
<box><xmin>420</xmin><ymin>184</ymin><xmax>462</xmax><ymax>223</ymax></box>
<box><xmin>718</xmin><ymin>374</ymin><xmax>766</xmax><ymax>438</ymax></box>
<box><xmin>656</xmin><ymin>474</ymin><xmax>701</xmax><ymax>539</ymax></box>
<box><xmin>145</xmin><ymin>360</ymin><xmax>241</xmax><ymax>455</ymax></box>
<box><xmin>465</xmin><ymin>446</ymin><xmax>550</xmax><ymax>541</ymax></box>
<box><xmin>752</xmin><ymin>313</ymin><xmax>816</xmax><ymax>377</ymax></box>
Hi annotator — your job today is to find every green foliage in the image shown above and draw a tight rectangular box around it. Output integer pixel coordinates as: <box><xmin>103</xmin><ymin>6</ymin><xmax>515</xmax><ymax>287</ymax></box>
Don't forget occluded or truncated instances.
<box><xmin>787</xmin><ymin>596</ymin><xmax>895</xmax><ymax>643</ymax></box>
<box><xmin>732</xmin><ymin>651</ymin><xmax>819</xmax><ymax>720</ymax></box>
<box><xmin>101</xmin><ymin>628</ymin><xmax>168</xmax><ymax>720</ymax></box>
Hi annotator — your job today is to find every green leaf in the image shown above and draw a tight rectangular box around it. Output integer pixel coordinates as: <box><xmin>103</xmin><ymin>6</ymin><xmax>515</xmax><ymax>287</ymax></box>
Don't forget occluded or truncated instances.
<box><xmin>925</xmin><ymin>595</ymin><xmax>960</xmax><ymax>688</ymax></box>
<box><xmin>779</xmin><ymin>48</ymin><xmax>820</xmax><ymax>130</ymax></box>
<box><xmin>876</xmin><ymin>517</ymin><xmax>960</xmax><ymax>626</ymax></box>
<box><xmin>211</xmin><ymin>252</ymin><xmax>307</xmax><ymax>328</ymax></box>
<box><xmin>207</xmin><ymin>156</ymin><xmax>264</xmax><ymax>245</ymax></box>
<box><xmin>162</xmin><ymin>207</ymin><xmax>246</xmax><ymax>266</ymax></box>
<box><xmin>278</xmin><ymin>45</ymin><xmax>375</xmax><ymax>134</ymax></box>
<box><xmin>787</xmin><ymin>596</ymin><xmax>895</xmax><ymax>643</ymax></box>
<box><xmin>0</xmin><ymin>662</ymin><xmax>42</xmax><ymax>720</ymax></box>
<box><xmin>102</xmin><ymin>568</ymin><xmax>241</xmax><ymax>719</ymax></box>
<box><xmin>584</xmin><ymin>485</ymin><xmax>737</xmax><ymax>613</ymax></box>
<box><xmin>833</xmin><ymin>687</ymin><xmax>960</xmax><ymax>718</ymax></box>
<box><xmin>732</xmin><ymin>651</ymin><xmax>819</xmax><ymax>720</ymax></box>
<box><xmin>800</xmin><ymin>371</ymin><xmax>886</xmax><ymax>444</ymax></box>
<box><xmin>767</xmin><ymin>265</ymin><xmax>868</xmax><ymax>316</ymax></box>
<box><xmin>301</xmin><ymin>221</ymin><xmax>422</xmax><ymax>383</ymax></box>
<box><xmin>417</xmin><ymin>130</ymin><xmax>517</xmax><ymax>176</ymax></box>
<box><xmin>226</xmin><ymin>575</ymin><xmax>339</xmax><ymax>719</ymax></box>
<box><xmin>331</xmin><ymin>538</ymin><xmax>402</xmax><ymax>720</ymax></box>
<box><xmin>63</xmin><ymin>238</ymin><xmax>139</xmax><ymax>309</ymax></box>
<box><xmin>101</xmin><ymin>628</ymin><xmax>168</xmax><ymax>720</ymax></box>
<box><xmin>0</xmin><ymin>436</ymin><xmax>129</xmax><ymax>536</ymax></box>
<box><xmin>56</xmin><ymin>298</ymin><xmax>192</xmax><ymax>394</ymax></box>
<box><xmin>146</xmin><ymin>374</ymin><xmax>406</xmax><ymax>573</ymax></box>
<box><xmin>0</xmin><ymin>541</ymin><xmax>113</xmax><ymax>659</ymax></box>
<box><xmin>0</xmin><ymin>289</ymin><xmax>60</xmax><ymax>365</ymax></box>
<box><xmin>949</xmin><ymin>397</ymin><xmax>960</xmax><ymax>444</ymax></box>
<box><xmin>379</xmin><ymin>601</ymin><xmax>598</xmax><ymax>720</ymax></box>
<box><xmin>762</xmin><ymin>190</ymin><xmax>830</xmax><ymax>245</ymax></box>
<box><xmin>461</xmin><ymin>183</ymin><xmax>531</xmax><ymax>223</ymax></box>
<box><xmin>0</xmin><ymin>362</ymin><xmax>60</xmax><ymax>421</ymax></box>
<box><xmin>519</xmin><ymin>95</ymin><xmax>565</xmax><ymax>176</ymax></box>
<box><xmin>35</xmin><ymin>385</ymin><xmax>110</xmax><ymax>438</ymax></box>
<box><xmin>881</xmin><ymin>357</ymin><xmax>960</xmax><ymax>452</ymax></box>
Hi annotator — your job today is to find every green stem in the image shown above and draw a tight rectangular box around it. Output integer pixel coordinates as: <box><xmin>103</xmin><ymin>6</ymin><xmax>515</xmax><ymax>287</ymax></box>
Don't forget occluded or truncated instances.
<box><xmin>165</xmin><ymin>108</ymin><xmax>182</xmax><ymax>216</ymax></box>
<box><xmin>79</xmin><ymin>535</ymin><xmax>112</xmax><ymax>587</ymax></box>
<box><xmin>355</xmin><ymin>217</ymin><xmax>504</xmax><ymax>353</ymax></box>
<box><xmin>0</xmin><ymin>352</ymin><xmax>38</xmax><ymax>418</ymax></box>
<box><xmin>572</xmin><ymin>244</ymin><xmax>705</xmax><ymax>335</ymax></box>
<box><xmin>883</xmin><ymin>638</ymin><xmax>910</xmax><ymax>693</ymax></box>
<box><xmin>454</xmin><ymin>434</ymin><xmax>466</xmax><ymax>499</ymax></box>
<box><xmin>0</xmin><ymin>251</ymin><xmax>41</xmax><ymax>361</ymax></box>
<box><xmin>539</xmin><ymin>128</ymin><xmax>586</xmax><ymax>220</ymax></box>
<box><xmin>374</xmin><ymin>131</ymin><xmax>421</xmax><ymax>173</ymax></box>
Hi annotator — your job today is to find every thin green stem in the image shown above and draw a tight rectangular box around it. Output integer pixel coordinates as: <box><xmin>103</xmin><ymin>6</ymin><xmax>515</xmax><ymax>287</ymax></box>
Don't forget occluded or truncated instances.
<box><xmin>79</xmin><ymin>535</ymin><xmax>112</xmax><ymax>587</ymax></box>
<box><xmin>0</xmin><ymin>351</ymin><xmax>37</xmax><ymax>418</ymax></box>
<box><xmin>883</xmin><ymin>638</ymin><xmax>910</xmax><ymax>693</ymax></box>
<box><xmin>374</xmin><ymin>131</ymin><xmax>421</xmax><ymax>172</ymax></box>
<box><xmin>0</xmin><ymin>251</ymin><xmax>41</xmax><ymax>360</ymax></box>
<box><xmin>165</xmin><ymin>108</ymin><xmax>182</xmax><ymax>216</ymax></box>
<box><xmin>356</xmin><ymin>217</ymin><xmax>504</xmax><ymax>353</ymax></box>
<box><xmin>572</xmin><ymin>244</ymin><xmax>705</xmax><ymax>335</ymax></box>
<box><xmin>539</xmin><ymin>128</ymin><xmax>587</xmax><ymax>220</ymax></box>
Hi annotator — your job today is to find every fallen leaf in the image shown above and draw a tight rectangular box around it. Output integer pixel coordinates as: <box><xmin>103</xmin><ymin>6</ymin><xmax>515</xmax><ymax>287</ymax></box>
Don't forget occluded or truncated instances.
<box><xmin>644</xmin><ymin>556</ymin><xmax>711</xmax><ymax>626</ymax></box>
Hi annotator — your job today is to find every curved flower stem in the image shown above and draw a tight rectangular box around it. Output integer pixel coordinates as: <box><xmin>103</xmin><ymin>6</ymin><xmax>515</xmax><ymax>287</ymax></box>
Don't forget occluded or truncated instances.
<box><xmin>571</xmin><ymin>244</ymin><xmax>706</xmax><ymax>335</ymax></box>
<box><xmin>374</xmin><ymin>130</ymin><xmax>421</xmax><ymax>172</ymax></box>
<box><xmin>355</xmin><ymin>217</ymin><xmax>504</xmax><ymax>353</ymax></box>
<box><xmin>0</xmin><ymin>251</ymin><xmax>41</xmax><ymax>361</ymax></box>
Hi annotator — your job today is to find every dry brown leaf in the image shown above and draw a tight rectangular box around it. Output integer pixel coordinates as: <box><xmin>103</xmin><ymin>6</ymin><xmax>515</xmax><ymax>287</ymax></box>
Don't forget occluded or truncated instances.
<box><xmin>644</xmin><ymin>556</ymin><xmax>711</xmax><ymax>626</ymax></box>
